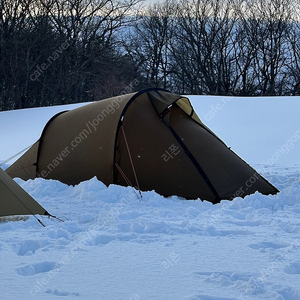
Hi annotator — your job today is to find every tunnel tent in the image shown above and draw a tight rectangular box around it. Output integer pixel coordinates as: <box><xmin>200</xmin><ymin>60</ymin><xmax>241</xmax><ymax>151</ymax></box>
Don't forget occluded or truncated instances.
<box><xmin>6</xmin><ymin>88</ymin><xmax>279</xmax><ymax>203</ymax></box>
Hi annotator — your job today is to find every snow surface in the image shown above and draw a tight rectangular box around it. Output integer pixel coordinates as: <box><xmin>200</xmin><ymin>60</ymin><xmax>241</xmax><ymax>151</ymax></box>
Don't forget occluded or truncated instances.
<box><xmin>1</xmin><ymin>95</ymin><xmax>300</xmax><ymax>300</ymax></box>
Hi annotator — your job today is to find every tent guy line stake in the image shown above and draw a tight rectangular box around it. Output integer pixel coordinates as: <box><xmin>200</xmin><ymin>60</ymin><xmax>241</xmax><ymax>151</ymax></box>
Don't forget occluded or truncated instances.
<box><xmin>120</xmin><ymin>125</ymin><xmax>143</xmax><ymax>201</ymax></box>
<box><xmin>115</xmin><ymin>163</ymin><xmax>142</xmax><ymax>201</ymax></box>
<box><xmin>115</xmin><ymin>163</ymin><xmax>132</xmax><ymax>186</ymax></box>
<box><xmin>115</xmin><ymin>163</ymin><xmax>133</xmax><ymax>186</ymax></box>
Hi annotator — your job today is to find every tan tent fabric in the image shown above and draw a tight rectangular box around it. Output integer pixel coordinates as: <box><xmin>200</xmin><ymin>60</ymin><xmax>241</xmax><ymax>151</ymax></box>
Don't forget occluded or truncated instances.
<box><xmin>6</xmin><ymin>88</ymin><xmax>279</xmax><ymax>203</ymax></box>
<box><xmin>36</xmin><ymin>93</ymin><xmax>135</xmax><ymax>185</ymax></box>
<box><xmin>6</xmin><ymin>140</ymin><xmax>39</xmax><ymax>180</ymax></box>
<box><xmin>115</xmin><ymin>92</ymin><xmax>216</xmax><ymax>199</ymax></box>
<box><xmin>176</xmin><ymin>98</ymin><xmax>202</xmax><ymax>124</ymax></box>
<box><xmin>169</xmin><ymin>107</ymin><xmax>277</xmax><ymax>200</ymax></box>
<box><xmin>0</xmin><ymin>167</ymin><xmax>47</xmax><ymax>217</ymax></box>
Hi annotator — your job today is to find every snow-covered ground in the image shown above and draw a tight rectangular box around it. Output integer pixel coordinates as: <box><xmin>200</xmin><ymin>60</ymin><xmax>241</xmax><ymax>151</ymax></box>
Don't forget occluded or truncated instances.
<box><xmin>1</xmin><ymin>95</ymin><xmax>300</xmax><ymax>300</ymax></box>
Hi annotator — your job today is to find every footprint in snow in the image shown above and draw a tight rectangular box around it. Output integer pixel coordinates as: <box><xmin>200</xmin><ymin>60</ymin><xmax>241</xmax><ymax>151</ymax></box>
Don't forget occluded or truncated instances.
<box><xmin>12</xmin><ymin>239</ymin><xmax>50</xmax><ymax>256</ymax></box>
<box><xmin>248</xmin><ymin>241</ymin><xmax>288</xmax><ymax>251</ymax></box>
<box><xmin>17</xmin><ymin>261</ymin><xmax>57</xmax><ymax>276</ymax></box>
<box><xmin>187</xmin><ymin>295</ymin><xmax>236</xmax><ymax>300</ymax></box>
<box><xmin>283</xmin><ymin>262</ymin><xmax>300</xmax><ymax>274</ymax></box>
<box><xmin>45</xmin><ymin>289</ymin><xmax>79</xmax><ymax>296</ymax></box>
<box><xmin>276</xmin><ymin>287</ymin><xmax>300</xmax><ymax>300</ymax></box>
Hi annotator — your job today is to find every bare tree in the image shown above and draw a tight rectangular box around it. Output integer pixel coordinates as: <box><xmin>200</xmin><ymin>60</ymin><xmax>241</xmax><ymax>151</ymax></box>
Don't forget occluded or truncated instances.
<box><xmin>1</xmin><ymin>0</ymin><xmax>300</xmax><ymax>111</ymax></box>
<box><xmin>288</xmin><ymin>22</ymin><xmax>300</xmax><ymax>95</ymax></box>
<box><xmin>0</xmin><ymin>0</ymin><xmax>33</xmax><ymax>109</ymax></box>
<box><xmin>38</xmin><ymin>0</ymin><xmax>141</xmax><ymax>102</ymax></box>
<box><xmin>124</xmin><ymin>0</ymin><xmax>176</xmax><ymax>89</ymax></box>
<box><xmin>238</xmin><ymin>0</ymin><xmax>293</xmax><ymax>95</ymax></box>
<box><xmin>0</xmin><ymin>0</ymin><xmax>141</xmax><ymax>111</ymax></box>
<box><xmin>285</xmin><ymin>0</ymin><xmax>300</xmax><ymax>95</ymax></box>
<box><xmin>171</xmin><ymin>0</ymin><xmax>238</xmax><ymax>95</ymax></box>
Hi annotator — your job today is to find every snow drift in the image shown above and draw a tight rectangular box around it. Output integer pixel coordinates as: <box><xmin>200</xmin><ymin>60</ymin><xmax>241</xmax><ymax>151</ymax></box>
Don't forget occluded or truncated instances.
<box><xmin>1</xmin><ymin>95</ymin><xmax>300</xmax><ymax>300</ymax></box>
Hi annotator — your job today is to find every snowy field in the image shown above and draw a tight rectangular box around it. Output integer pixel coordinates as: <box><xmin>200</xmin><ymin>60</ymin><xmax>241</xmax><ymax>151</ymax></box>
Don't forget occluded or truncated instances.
<box><xmin>1</xmin><ymin>95</ymin><xmax>300</xmax><ymax>300</ymax></box>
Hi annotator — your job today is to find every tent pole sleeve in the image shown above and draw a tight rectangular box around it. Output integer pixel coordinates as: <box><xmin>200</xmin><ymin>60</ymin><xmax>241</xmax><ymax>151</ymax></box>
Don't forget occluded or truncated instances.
<box><xmin>165</xmin><ymin>122</ymin><xmax>221</xmax><ymax>203</ymax></box>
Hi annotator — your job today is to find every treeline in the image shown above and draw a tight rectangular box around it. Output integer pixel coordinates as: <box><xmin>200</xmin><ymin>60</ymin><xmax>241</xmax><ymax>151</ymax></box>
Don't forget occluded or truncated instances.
<box><xmin>1</xmin><ymin>0</ymin><xmax>300</xmax><ymax>111</ymax></box>
<box><xmin>0</xmin><ymin>0</ymin><xmax>143</xmax><ymax>110</ymax></box>
<box><xmin>130</xmin><ymin>0</ymin><xmax>300</xmax><ymax>96</ymax></box>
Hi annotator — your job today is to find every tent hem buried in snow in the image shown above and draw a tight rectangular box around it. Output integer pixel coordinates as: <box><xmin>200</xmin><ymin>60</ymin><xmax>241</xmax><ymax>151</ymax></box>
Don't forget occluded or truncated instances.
<box><xmin>6</xmin><ymin>88</ymin><xmax>279</xmax><ymax>203</ymax></box>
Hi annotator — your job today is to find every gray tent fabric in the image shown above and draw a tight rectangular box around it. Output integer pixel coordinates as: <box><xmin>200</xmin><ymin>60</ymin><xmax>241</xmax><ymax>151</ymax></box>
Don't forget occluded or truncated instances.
<box><xmin>6</xmin><ymin>88</ymin><xmax>279</xmax><ymax>203</ymax></box>
<box><xmin>0</xmin><ymin>167</ymin><xmax>48</xmax><ymax>217</ymax></box>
